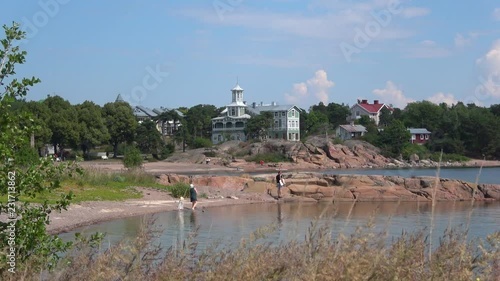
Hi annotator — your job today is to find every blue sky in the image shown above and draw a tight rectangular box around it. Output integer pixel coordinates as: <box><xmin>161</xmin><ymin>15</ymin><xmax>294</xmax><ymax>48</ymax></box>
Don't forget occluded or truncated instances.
<box><xmin>2</xmin><ymin>0</ymin><xmax>500</xmax><ymax>110</ymax></box>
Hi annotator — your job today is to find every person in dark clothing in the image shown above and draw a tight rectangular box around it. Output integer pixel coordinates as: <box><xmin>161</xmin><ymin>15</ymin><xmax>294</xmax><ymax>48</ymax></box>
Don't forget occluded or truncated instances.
<box><xmin>190</xmin><ymin>184</ymin><xmax>198</xmax><ymax>210</ymax></box>
<box><xmin>276</xmin><ymin>171</ymin><xmax>285</xmax><ymax>198</ymax></box>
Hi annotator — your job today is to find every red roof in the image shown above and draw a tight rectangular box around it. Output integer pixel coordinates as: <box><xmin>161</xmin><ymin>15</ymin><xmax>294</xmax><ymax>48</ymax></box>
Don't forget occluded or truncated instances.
<box><xmin>358</xmin><ymin>103</ymin><xmax>386</xmax><ymax>113</ymax></box>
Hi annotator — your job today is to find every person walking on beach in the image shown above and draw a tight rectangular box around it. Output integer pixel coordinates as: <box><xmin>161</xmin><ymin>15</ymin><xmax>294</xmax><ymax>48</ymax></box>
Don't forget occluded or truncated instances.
<box><xmin>190</xmin><ymin>184</ymin><xmax>198</xmax><ymax>210</ymax></box>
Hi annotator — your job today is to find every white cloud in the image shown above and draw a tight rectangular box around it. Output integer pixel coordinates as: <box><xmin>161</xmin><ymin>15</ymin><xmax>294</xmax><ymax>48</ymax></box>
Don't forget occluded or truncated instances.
<box><xmin>372</xmin><ymin>81</ymin><xmax>414</xmax><ymax>108</ymax></box>
<box><xmin>427</xmin><ymin>92</ymin><xmax>457</xmax><ymax>105</ymax></box>
<box><xmin>400</xmin><ymin>7</ymin><xmax>430</xmax><ymax>18</ymax></box>
<box><xmin>454</xmin><ymin>33</ymin><xmax>472</xmax><ymax>48</ymax></box>
<box><xmin>471</xmin><ymin>40</ymin><xmax>500</xmax><ymax>102</ymax></box>
<box><xmin>493</xmin><ymin>8</ymin><xmax>500</xmax><ymax>21</ymax></box>
<box><xmin>284</xmin><ymin>70</ymin><xmax>335</xmax><ymax>106</ymax></box>
<box><xmin>405</xmin><ymin>40</ymin><xmax>451</xmax><ymax>58</ymax></box>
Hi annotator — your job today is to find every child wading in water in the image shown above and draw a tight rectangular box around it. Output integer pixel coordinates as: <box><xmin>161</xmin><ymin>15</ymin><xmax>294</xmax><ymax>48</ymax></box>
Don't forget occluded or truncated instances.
<box><xmin>190</xmin><ymin>184</ymin><xmax>198</xmax><ymax>210</ymax></box>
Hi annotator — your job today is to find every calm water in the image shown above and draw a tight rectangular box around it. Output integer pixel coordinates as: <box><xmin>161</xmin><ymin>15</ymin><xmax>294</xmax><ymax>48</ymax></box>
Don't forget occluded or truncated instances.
<box><xmin>59</xmin><ymin>167</ymin><xmax>500</xmax><ymax>248</ymax></box>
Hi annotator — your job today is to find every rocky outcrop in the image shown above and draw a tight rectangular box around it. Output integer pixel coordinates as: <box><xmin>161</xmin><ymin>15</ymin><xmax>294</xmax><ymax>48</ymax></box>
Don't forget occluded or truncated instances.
<box><xmin>159</xmin><ymin>172</ymin><xmax>500</xmax><ymax>202</ymax></box>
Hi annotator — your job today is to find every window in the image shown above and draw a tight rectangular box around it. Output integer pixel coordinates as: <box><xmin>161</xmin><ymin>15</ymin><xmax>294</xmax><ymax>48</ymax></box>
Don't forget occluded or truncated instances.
<box><xmin>356</xmin><ymin>111</ymin><xmax>360</xmax><ymax>116</ymax></box>
<box><xmin>425</xmin><ymin>134</ymin><xmax>429</xmax><ymax>140</ymax></box>
<box><xmin>231</xmin><ymin>108</ymin><xmax>235</xmax><ymax>116</ymax></box>
<box><xmin>282</xmin><ymin>111</ymin><xmax>286</xmax><ymax>117</ymax></box>
<box><xmin>420</xmin><ymin>134</ymin><xmax>424</xmax><ymax>140</ymax></box>
<box><xmin>275</xmin><ymin>112</ymin><xmax>278</xmax><ymax>117</ymax></box>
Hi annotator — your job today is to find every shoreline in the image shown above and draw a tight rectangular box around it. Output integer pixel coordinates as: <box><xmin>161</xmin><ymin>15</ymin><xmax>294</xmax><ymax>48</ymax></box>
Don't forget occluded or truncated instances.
<box><xmin>48</xmin><ymin>187</ymin><xmax>277</xmax><ymax>235</ymax></box>
<box><xmin>48</xmin><ymin>160</ymin><xmax>500</xmax><ymax>235</ymax></box>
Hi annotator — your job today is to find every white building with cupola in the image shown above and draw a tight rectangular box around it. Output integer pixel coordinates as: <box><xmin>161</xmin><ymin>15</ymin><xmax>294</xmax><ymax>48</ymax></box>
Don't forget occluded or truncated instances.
<box><xmin>211</xmin><ymin>83</ymin><xmax>301</xmax><ymax>144</ymax></box>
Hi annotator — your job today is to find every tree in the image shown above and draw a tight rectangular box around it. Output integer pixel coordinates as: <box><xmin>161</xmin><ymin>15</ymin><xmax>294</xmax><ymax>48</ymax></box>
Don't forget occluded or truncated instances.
<box><xmin>43</xmin><ymin>95</ymin><xmax>80</xmax><ymax>155</ymax></box>
<box><xmin>325</xmin><ymin>102</ymin><xmax>350</xmax><ymax>129</ymax></box>
<box><xmin>10</xmin><ymin>100</ymin><xmax>52</xmax><ymax>156</ymax></box>
<box><xmin>135</xmin><ymin>120</ymin><xmax>164</xmax><ymax>159</ymax></box>
<box><xmin>303</xmin><ymin>110</ymin><xmax>329</xmax><ymax>136</ymax></box>
<box><xmin>0</xmin><ymin>22</ymin><xmax>80</xmax><ymax>273</ymax></box>
<box><xmin>102</xmin><ymin>101</ymin><xmax>137</xmax><ymax>157</ymax></box>
<box><xmin>153</xmin><ymin>109</ymin><xmax>182</xmax><ymax>140</ymax></box>
<box><xmin>245</xmin><ymin>111</ymin><xmax>274</xmax><ymax>140</ymax></box>
<box><xmin>75</xmin><ymin>101</ymin><xmax>110</xmax><ymax>158</ymax></box>
<box><xmin>378</xmin><ymin>120</ymin><xmax>411</xmax><ymax>157</ymax></box>
<box><xmin>378</xmin><ymin>107</ymin><xmax>393</xmax><ymax>127</ymax></box>
<box><xmin>185</xmin><ymin>104</ymin><xmax>218</xmax><ymax>139</ymax></box>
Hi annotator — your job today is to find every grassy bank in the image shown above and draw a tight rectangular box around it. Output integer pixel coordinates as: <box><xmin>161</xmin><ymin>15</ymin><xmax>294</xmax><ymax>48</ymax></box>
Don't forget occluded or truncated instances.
<box><xmin>0</xmin><ymin>168</ymin><xmax>164</xmax><ymax>204</ymax></box>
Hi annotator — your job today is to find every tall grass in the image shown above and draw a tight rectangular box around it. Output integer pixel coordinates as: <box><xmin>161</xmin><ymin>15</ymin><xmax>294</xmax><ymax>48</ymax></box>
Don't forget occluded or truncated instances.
<box><xmin>66</xmin><ymin>167</ymin><xmax>160</xmax><ymax>188</ymax></box>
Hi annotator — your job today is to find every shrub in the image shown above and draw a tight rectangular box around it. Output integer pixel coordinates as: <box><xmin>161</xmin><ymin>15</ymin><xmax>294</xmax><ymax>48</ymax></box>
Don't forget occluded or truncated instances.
<box><xmin>247</xmin><ymin>152</ymin><xmax>292</xmax><ymax>163</ymax></box>
<box><xmin>192</xmin><ymin>137</ymin><xmax>212</xmax><ymax>148</ymax></box>
<box><xmin>123</xmin><ymin>146</ymin><xmax>143</xmax><ymax>168</ymax></box>
<box><xmin>167</xmin><ymin>182</ymin><xmax>190</xmax><ymax>198</ymax></box>
<box><xmin>429</xmin><ymin>152</ymin><xmax>469</xmax><ymax>162</ymax></box>
<box><xmin>14</xmin><ymin>144</ymin><xmax>39</xmax><ymax>167</ymax></box>
<box><xmin>401</xmin><ymin>144</ymin><xmax>430</xmax><ymax>160</ymax></box>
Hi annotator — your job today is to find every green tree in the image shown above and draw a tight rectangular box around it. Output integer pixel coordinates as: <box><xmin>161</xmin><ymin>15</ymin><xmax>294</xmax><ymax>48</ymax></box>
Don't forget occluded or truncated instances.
<box><xmin>123</xmin><ymin>145</ymin><xmax>143</xmax><ymax>168</ymax></box>
<box><xmin>135</xmin><ymin>120</ymin><xmax>164</xmax><ymax>159</ymax></box>
<box><xmin>43</xmin><ymin>95</ymin><xmax>80</xmax><ymax>155</ymax></box>
<box><xmin>153</xmin><ymin>109</ymin><xmax>182</xmax><ymax>141</ymax></box>
<box><xmin>303</xmin><ymin>110</ymin><xmax>329</xmax><ymax>136</ymax></box>
<box><xmin>75</xmin><ymin>101</ymin><xmax>110</xmax><ymax>158</ymax></box>
<box><xmin>378</xmin><ymin>120</ymin><xmax>411</xmax><ymax>157</ymax></box>
<box><xmin>325</xmin><ymin>102</ymin><xmax>350</xmax><ymax>129</ymax></box>
<box><xmin>378</xmin><ymin>107</ymin><xmax>394</xmax><ymax>127</ymax></box>
<box><xmin>245</xmin><ymin>111</ymin><xmax>274</xmax><ymax>140</ymax></box>
<box><xmin>185</xmin><ymin>104</ymin><xmax>218</xmax><ymax>139</ymax></box>
<box><xmin>102</xmin><ymin>101</ymin><xmax>137</xmax><ymax>157</ymax></box>
<box><xmin>0</xmin><ymin>22</ymin><xmax>80</xmax><ymax>273</ymax></box>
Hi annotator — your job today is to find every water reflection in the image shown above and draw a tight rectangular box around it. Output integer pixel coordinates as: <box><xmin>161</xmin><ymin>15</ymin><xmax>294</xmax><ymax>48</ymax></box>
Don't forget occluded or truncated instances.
<box><xmin>60</xmin><ymin>201</ymin><xmax>500</xmax><ymax>251</ymax></box>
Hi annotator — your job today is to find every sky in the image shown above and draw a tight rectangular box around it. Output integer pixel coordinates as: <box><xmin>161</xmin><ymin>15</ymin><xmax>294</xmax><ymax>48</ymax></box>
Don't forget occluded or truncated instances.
<box><xmin>1</xmin><ymin>0</ymin><xmax>500</xmax><ymax>110</ymax></box>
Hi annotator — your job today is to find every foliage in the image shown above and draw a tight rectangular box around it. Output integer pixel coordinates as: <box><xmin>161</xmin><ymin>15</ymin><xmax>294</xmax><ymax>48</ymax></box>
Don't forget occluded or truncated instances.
<box><xmin>75</xmin><ymin>101</ymin><xmax>110</xmax><ymax>158</ymax></box>
<box><xmin>192</xmin><ymin>137</ymin><xmax>212</xmax><ymax>148</ymax></box>
<box><xmin>247</xmin><ymin>152</ymin><xmax>292</xmax><ymax>163</ymax></box>
<box><xmin>122</xmin><ymin>145</ymin><xmax>143</xmax><ymax>169</ymax></box>
<box><xmin>43</xmin><ymin>95</ymin><xmax>80</xmax><ymax>153</ymax></box>
<box><xmin>165</xmin><ymin>182</ymin><xmax>190</xmax><ymax>198</ymax></box>
<box><xmin>401</xmin><ymin>144</ymin><xmax>430</xmax><ymax>160</ymax></box>
<box><xmin>0</xmin><ymin>22</ymin><xmax>82</xmax><ymax>273</ymax></box>
<box><xmin>103</xmin><ymin>101</ymin><xmax>137</xmax><ymax>157</ymax></box>
<box><xmin>135</xmin><ymin>120</ymin><xmax>164</xmax><ymax>159</ymax></box>
<box><xmin>159</xmin><ymin>142</ymin><xmax>175</xmax><ymax>160</ymax></box>
<box><xmin>245</xmin><ymin>111</ymin><xmax>274</xmax><ymax>140</ymax></box>
<box><xmin>429</xmin><ymin>153</ymin><xmax>469</xmax><ymax>162</ymax></box>
<box><xmin>378</xmin><ymin>120</ymin><xmax>411</xmax><ymax>158</ymax></box>
<box><xmin>12</xmin><ymin>144</ymin><xmax>39</xmax><ymax>167</ymax></box>
<box><xmin>185</xmin><ymin>104</ymin><xmax>219</xmax><ymax>139</ymax></box>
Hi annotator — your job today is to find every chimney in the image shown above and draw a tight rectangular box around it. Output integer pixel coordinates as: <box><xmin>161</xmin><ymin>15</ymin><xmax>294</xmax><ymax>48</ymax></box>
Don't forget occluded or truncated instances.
<box><xmin>260</xmin><ymin>101</ymin><xmax>263</xmax><ymax>106</ymax></box>
<box><xmin>252</xmin><ymin>102</ymin><xmax>256</xmax><ymax>108</ymax></box>
<box><xmin>271</xmin><ymin>101</ymin><xmax>276</xmax><ymax>106</ymax></box>
<box><xmin>362</xmin><ymin>99</ymin><xmax>368</xmax><ymax>104</ymax></box>
<box><xmin>374</xmin><ymin>100</ymin><xmax>379</xmax><ymax>104</ymax></box>
<box><xmin>357</xmin><ymin>99</ymin><xmax>361</xmax><ymax>104</ymax></box>
<box><xmin>243</xmin><ymin>101</ymin><xmax>246</xmax><ymax>105</ymax></box>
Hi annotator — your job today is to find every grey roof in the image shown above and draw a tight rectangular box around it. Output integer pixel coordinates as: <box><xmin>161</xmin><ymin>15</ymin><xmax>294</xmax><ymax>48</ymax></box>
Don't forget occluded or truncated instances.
<box><xmin>408</xmin><ymin>128</ymin><xmax>431</xmax><ymax>134</ymax></box>
<box><xmin>232</xmin><ymin>84</ymin><xmax>243</xmax><ymax>91</ymax></box>
<box><xmin>115</xmin><ymin>94</ymin><xmax>125</xmax><ymax>103</ymax></box>
<box><xmin>134</xmin><ymin>106</ymin><xmax>157</xmax><ymax>117</ymax></box>
<box><xmin>339</xmin><ymin>124</ymin><xmax>367</xmax><ymax>133</ymax></box>
<box><xmin>247</xmin><ymin>104</ymin><xmax>298</xmax><ymax>115</ymax></box>
<box><xmin>152</xmin><ymin>107</ymin><xmax>184</xmax><ymax>117</ymax></box>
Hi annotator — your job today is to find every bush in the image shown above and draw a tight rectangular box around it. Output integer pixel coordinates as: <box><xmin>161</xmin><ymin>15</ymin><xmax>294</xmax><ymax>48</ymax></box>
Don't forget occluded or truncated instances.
<box><xmin>167</xmin><ymin>182</ymin><xmax>190</xmax><ymax>198</ymax></box>
<box><xmin>123</xmin><ymin>146</ymin><xmax>143</xmax><ymax>168</ymax></box>
<box><xmin>14</xmin><ymin>145</ymin><xmax>39</xmax><ymax>167</ymax></box>
<box><xmin>247</xmin><ymin>152</ymin><xmax>292</xmax><ymax>163</ymax></box>
<box><xmin>159</xmin><ymin>143</ymin><xmax>175</xmax><ymax>160</ymax></box>
<box><xmin>192</xmin><ymin>137</ymin><xmax>213</xmax><ymax>148</ymax></box>
<box><xmin>401</xmin><ymin>144</ymin><xmax>430</xmax><ymax>160</ymax></box>
<box><xmin>429</xmin><ymin>152</ymin><xmax>469</xmax><ymax>162</ymax></box>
